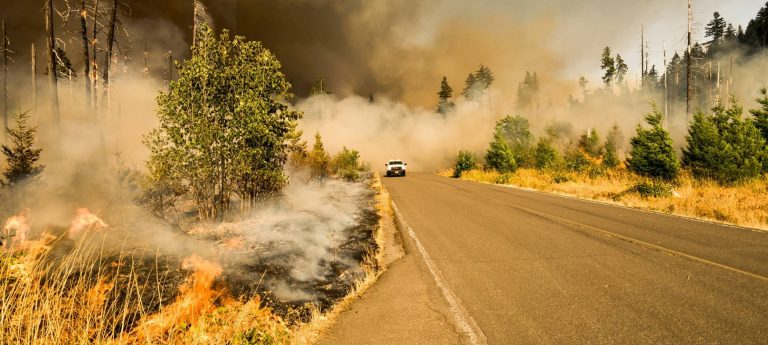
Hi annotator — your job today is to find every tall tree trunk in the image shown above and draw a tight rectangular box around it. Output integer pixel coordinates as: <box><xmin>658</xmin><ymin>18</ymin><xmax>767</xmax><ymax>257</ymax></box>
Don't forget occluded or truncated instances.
<box><xmin>31</xmin><ymin>44</ymin><xmax>37</xmax><ymax>114</ymax></box>
<box><xmin>103</xmin><ymin>0</ymin><xmax>117</xmax><ymax>88</ymax></box>
<box><xmin>2</xmin><ymin>20</ymin><xmax>7</xmax><ymax>142</ymax></box>
<box><xmin>46</xmin><ymin>0</ymin><xmax>60</xmax><ymax>127</ymax></box>
<box><xmin>80</xmin><ymin>0</ymin><xmax>91</xmax><ymax>109</ymax></box>
<box><xmin>91</xmin><ymin>0</ymin><xmax>99</xmax><ymax>109</ymax></box>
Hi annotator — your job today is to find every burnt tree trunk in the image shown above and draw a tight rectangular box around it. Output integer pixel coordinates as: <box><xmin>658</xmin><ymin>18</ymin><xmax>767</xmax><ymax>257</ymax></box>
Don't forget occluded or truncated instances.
<box><xmin>102</xmin><ymin>0</ymin><xmax>118</xmax><ymax>88</ymax></box>
<box><xmin>31</xmin><ymin>44</ymin><xmax>37</xmax><ymax>114</ymax></box>
<box><xmin>91</xmin><ymin>0</ymin><xmax>99</xmax><ymax>108</ymax></box>
<box><xmin>45</xmin><ymin>0</ymin><xmax>60</xmax><ymax>127</ymax></box>
<box><xmin>80</xmin><ymin>0</ymin><xmax>92</xmax><ymax>109</ymax></box>
<box><xmin>1</xmin><ymin>20</ymin><xmax>7</xmax><ymax>142</ymax></box>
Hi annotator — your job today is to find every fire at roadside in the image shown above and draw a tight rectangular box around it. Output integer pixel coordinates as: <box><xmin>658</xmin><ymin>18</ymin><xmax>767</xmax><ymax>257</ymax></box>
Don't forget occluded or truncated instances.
<box><xmin>0</xmin><ymin>176</ymin><xmax>380</xmax><ymax>338</ymax></box>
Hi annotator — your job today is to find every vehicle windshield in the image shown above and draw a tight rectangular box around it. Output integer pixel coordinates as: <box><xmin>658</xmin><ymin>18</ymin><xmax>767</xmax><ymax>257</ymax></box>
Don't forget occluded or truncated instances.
<box><xmin>389</xmin><ymin>161</ymin><xmax>403</xmax><ymax>165</ymax></box>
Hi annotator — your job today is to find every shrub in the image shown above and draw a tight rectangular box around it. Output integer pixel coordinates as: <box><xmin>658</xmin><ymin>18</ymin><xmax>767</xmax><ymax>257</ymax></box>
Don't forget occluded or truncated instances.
<box><xmin>495</xmin><ymin>115</ymin><xmax>535</xmax><ymax>167</ymax></box>
<box><xmin>626</xmin><ymin>181</ymin><xmax>673</xmax><ymax>198</ymax></box>
<box><xmin>626</xmin><ymin>104</ymin><xmax>679</xmax><ymax>181</ymax></box>
<box><xmin>485</xmin><ymin>132</ymin><xmax>517</xmax><ymax>173</ymax></box>
<box><xmin>684</xmin><ymin>100</ymin><xmax>767</xmax><ymax>185</ymax></box>
<box><xmin>331</xmin><ymin>147</ymin><xmax>362</xmax><ymax>182</ymax></box>
<box><xmin>308</xmin><ymin>132</ymin><xmax>331</xmax><ymax>180</ymax></box>
<box><xmin>453</xmin><ymin>150</ymin><xmax>476</xmax><ymax>178</ymax></box>
<box><xmin>578</xmin><ymin>128</ymin><xmax>603</xmax><ymax>158</ymax></box>
<box><xmin>534</xmin><ymin>139</ymin><xmax>559</xmax><ymax>169</ymax></box>
<box><xmin>603</xmin><ymin>123</ymin><xmax>623</xmax><ymax>169</ymax></box>
<box><xmin>1</xmin><ymin>111</ymin><xmax>44</xmax><ymax>186</ymax></box>
<box><xmin>563</xmin><ymin>148</ymin><xmax>590</xmax><ymax>172</ymax></box>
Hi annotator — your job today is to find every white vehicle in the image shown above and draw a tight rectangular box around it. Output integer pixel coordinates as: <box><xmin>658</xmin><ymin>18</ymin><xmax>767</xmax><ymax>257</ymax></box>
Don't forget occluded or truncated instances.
<box><xmin>385</xmin><ymin>160</ymin><xmax>407</xmax><ymax>177</ymax></box>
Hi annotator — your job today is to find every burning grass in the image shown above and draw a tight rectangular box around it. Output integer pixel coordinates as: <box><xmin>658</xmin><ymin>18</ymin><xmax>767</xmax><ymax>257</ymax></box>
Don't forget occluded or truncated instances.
<box><xmin>0</xmin><ymin>177</ymin><xmax>385</xmax><ymax>344</ymax></box>
<box><xmin>446</xmin><ymin>168</ymin><xmax>768</xmax><ymax>230</ymax></box>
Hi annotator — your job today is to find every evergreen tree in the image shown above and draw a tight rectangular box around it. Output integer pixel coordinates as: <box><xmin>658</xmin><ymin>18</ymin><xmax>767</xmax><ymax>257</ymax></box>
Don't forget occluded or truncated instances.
<box><xmin>578</xmin><ymin>128</ymin><xmax>602</xmax><ymax>158</ymax></box>
<box><xmin>615</xmin><ymin>54</ymin><xmax>628</xmax><ymax>85</ymax></box>
<box><xmin>485</xmin><ymin>132</ymin><xmax>517</xmax><ymax>173</ymax></box>
<box><xmin>462</xmin><ymin>72</ymin><xmax>480</xmax><ymax>101</ymax></box>
<box><xmin>578</xmin><ymin>76</ymin><xmax>589</xmax><ymax>99</ymax></box>
<box><xmin>684</xmin><ymin>99</ymin><xmax>767</xmax><ymax>184</ymax></box>
<box><xmin>725</xmin><ymin>23</ymin><xmax>737</xmax><ymax>40</ymax></box>
<box><xmin>626</xmin><ymin>105</ymin><xmax>679</xmax><ymax>180</ymax></box>
<box><xmin>308</xmin><ymin>132</ymin><xmax>330</xmax><ymax>180</ymax></box>
<box><xmin>750</xmin><ymin>88</ymin><xmax>768</xmax><ymax>148</ymax></box>
<box><xmin>1</xmin><ymin>112</ymin><xmax>44</xmax><ymax>186</ymax></box>
<box><xmin>705</xmin><ymin>12</ymin><xmax>727</xmax><ymax>45</ymax></box>
<box><xmin>516</xmin><ymin>71</ymin><xmax>540</xmax><ymax>110</ymax></box>
<box><xmin>742</xmin><ymin>3</ymin><xmax>768</xmax><ymax>52</ymax></box>
<box><xmin>437</xmin><ymin>76</ymin><xmax>455</xmax><ymax>114</ymax></box>
<box><xmin>534</xmin><ymin>139</ymin><xmax>558</xmax><ymax>169</ymax></box>
<box><xmin>475</xmin><ymin>64</ymin><xmax>495</xmax><ymax>90</ymax></box>
<box><xmin>603</xmin><ymin>124</ymin><xmax>623</xmax><ymax>169</ymax></box>
<box><xmin>600</xmin><ymin>47</ymin><xmax>616</xmax><ymax>88</ymax></box>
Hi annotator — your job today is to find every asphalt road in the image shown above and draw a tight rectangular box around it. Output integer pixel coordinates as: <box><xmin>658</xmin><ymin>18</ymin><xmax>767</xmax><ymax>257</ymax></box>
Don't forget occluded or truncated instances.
<box><xmin>379</xmin><ymin>173</ymin><xmax>768</xmax><ymax>344</ymax></box>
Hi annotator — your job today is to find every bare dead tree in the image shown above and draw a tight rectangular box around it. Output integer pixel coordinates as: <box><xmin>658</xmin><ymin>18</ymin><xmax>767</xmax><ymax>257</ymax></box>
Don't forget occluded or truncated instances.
<box><xmin>2</xmin><ymin>20</ymin><xmax>7</xmax><ymax>142</ymax></box>
<box><xmin>31</xmin><ymin>44</ymin><xmax>37</xmax><ymax>114</ymax></box>
<box><xmin>79</xmin><ymin>0</ymin><xmax>91</xmax><ymax>109</ymax></box>
<box><xmin>91</xmin><ymin>0</ymin><xmax>99</xmax><ymax>108</ymax></box>
<box><xmin>102</xmin><ymin>0</ymin><xmax>118</xmax><ymax>88</ymax></box>
<box><xmin>143</xmin><ymin>40</ymin><xmax>148</xmax><ymax>79</ymax></box>
<box><xmin>46</xmin><ymin>0</ymin><xmax>61</xmax><ymax>127</ymax></box>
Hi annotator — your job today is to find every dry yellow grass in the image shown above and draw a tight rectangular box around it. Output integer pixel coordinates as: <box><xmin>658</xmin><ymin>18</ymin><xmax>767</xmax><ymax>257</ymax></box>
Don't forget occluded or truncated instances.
<box><xmin>444</xmin><ymin>168</ymin><xmax>768</xmax><ymax>231</ymax></box>
<box><xmin>0</xmin><ymin>176</ymin><xmax>393</xmax><ymax>345</ymax></box>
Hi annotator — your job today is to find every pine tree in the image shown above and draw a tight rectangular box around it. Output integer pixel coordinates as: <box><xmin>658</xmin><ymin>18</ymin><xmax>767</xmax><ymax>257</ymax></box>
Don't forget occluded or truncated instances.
<box><xmin>475</xmin><ymin>64</ymin><xmax>495</xmax><ymax>90</ymax></box>
<box><xmin>462</xmin><ymin>72</ymin><xmax>480</xmax><ymax>101</ymax></box>
<box><xmin>603</xmin><ymin>124</ymin><xmax>623</xmax><ymax>168</ymax></box>
<box><xmin>309</xmin><ymin>132</ymin><xmax>330</xmax><ymax>180</ymax></box>
<box><xmin>705</xmin><ymin>12</ymin><xmax>727</xmax><ymax>45</ymax></box>
<box><xmin>453</xmin><ymin>150</ymin><xmax>475</xmax><ymax>178</ymax></box>
<box><xmin>751</xmin><ymin>88</ymin><xmax>768</xmax><ymax>149</ymax></box>
<box><xmin>600</xmin><ymin>47</ymin><xmax>616</xmax><ymax>88</ymax></box>
<box><xmin>437</xmin><ymin>76</ymin><xmax>455</xmax><ymax>114</ymax></box>
<box><xmin>626</xmin><ymin>104</ymin><xmax>679</xmax><ymax>180</ymax></box>
<box><xmin>1</xmin><ymin>112</ymin><xmax>44</xmax><ymax>186</ymax></box>
<box><xmin>615</xmin><ymin>54</ymin><xmax>628</xmax><ymax>84</ymax></box>
<box><xmin>485</xmin><ymin>132</ymin><xmax>517</xmax><ymax>173</ymax></box>
<box><xmin>684</xmin><ymin>99</ymin><xmax>767</xmax><ymax>183</ymax></box>
<box><xmin>578</xmin><ymin>128</ymin><xmax>602</xmax><ymax>158</ymax></box>
<box><xmin>534</xmin><ymin>139</ymin><xmax>558</xmax><ymax>169</ymax></box>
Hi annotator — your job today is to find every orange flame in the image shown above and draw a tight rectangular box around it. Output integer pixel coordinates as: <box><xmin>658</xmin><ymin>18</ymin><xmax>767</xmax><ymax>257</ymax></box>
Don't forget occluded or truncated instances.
<box><xmin>131</xmin><ymin>255</ymin><xmax>223</xmax><ymax>340</ymax></box>
<box><xmin>67</xmin><ymin>208</ymin><xmax>108</xmax><ymax>240</ymax></box>
<box><xmin>2</xmin><ymin>209</ymin><xmax>31</xmax><ymax>251</ymax></box>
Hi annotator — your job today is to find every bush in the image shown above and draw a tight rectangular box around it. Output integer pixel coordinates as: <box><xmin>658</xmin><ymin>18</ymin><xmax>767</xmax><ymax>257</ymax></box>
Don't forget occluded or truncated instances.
<box><xmin>578</xmin><ymin>129</ymin><xmax>603</xmax><ymax>158</ymax></box>
<box><xmin>453</xmin><ymin>150</ymin><xmax>476</xmax><ymax>178</ymax></box>
<box><xmin>308</xmin><ymin>132</ymin><xmax>331</xmax><ymax>180</ymax></box>
<box><xmin>331</xmin><ymin>147</ymin><xmax>363</xmax><ymax>182</ymax></box>
<box><xmin>485</xmin><ymin>133</ymin><xmax>517</xmax><ymax>173</ymax></box>
<box><xmin>534</xmin><ymin>139</ymin><xmax>559</xmax><ymax>169</ymax></box>
<box><xmin>683</xmin><ymin>100</ymin><xmax>767</xmax><ymax>185</ymax></box>
<box><xmin>626</xmin><ymin>104</ymin><xmax>679</xmax><ymax>181</ymax></box>
<box><xmin>495</xmin><ymin>115</ymin><xmax>535</xmax><ymax>167</ymax></box>
<box><xmin>603</xmin><ymin>123</ymin><xmax>623</xmax><ymax>169</ymax></box>
<box><xmin>563</xmin><ymin>148</ymin><xmax>590</xmax><ymax>172</ymax></box>
<box><xmin>626</xmin><ymin>181</ymin><xmax>673</xmax><ymax>198</ymax></box>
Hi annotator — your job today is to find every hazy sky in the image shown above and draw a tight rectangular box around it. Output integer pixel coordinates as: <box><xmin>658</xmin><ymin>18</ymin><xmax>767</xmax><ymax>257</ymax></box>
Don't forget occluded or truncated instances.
<box><xmin>2</xmin><ymin>0</ymin><xmax>766</xmax><ymax>105</ymax></box>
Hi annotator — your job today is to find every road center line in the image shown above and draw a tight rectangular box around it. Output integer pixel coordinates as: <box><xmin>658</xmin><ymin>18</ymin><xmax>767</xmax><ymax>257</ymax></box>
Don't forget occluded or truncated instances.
<box><xmin>391</xmin><ymin>202</ymin><xmax>488</xmax><ymax>345</ymax></box>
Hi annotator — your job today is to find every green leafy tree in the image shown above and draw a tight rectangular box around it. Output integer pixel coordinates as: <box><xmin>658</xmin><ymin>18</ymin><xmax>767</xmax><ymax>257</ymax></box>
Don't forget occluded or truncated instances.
<box><xmin>600</xmin><ymin>47</ymin><xmax>616</xmax><ymax>88</ymax></box>
<box><xmin>1</xmin><ymin>112</ymin><xmax>44</xmax><ymax>186</ymax></box>
<box><xmin>534</xmin><ymin>139</ymin><xmax>559</xmax><ymax>169</ymax></box>
<box><xmin>437</xmin><ymin>76</ymin><xmax>455</xmax><ymax>114</ymax></box>
<box><xmin>495</xmin><ymin>115</ymin><xmax>535</xmax><ymax>167</ymax></box>
<box><xmin>485</xmin><ymin>132</ymin><xmax>517</xmax><ymax>173</ymax></box>
<box><xmin>578</xmin><ymin>128</ymin><xmax>603</xmax><ymax>158</ymax></box>
<box><xmin>453</xmin><ymin>150</ymin><xmax>476</xmax><ymax>178</ymax></box>
<box><xmin>144</xmin><ymin>26</ymin><xmax>301</xmax><ymax>221</ymax></box>
<box><xmin>626</xmin><ymin>105</ymin><xmax>679</xmax><ymax>180</ymax></box>
<box><xmin>683</xmin><ymin>99</ymin><xmax>767</xmax><ymax>184</ymax></box>
<box><xmin>331</xmin><ymin>146</ymin><xmax>362</xmax><ymax>182</ymax></box>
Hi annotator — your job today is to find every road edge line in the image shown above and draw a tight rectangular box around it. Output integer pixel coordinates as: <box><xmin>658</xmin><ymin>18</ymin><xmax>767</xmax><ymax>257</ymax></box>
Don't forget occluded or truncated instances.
<box><xmin>391</xmin><ymin>202</ymin><xmax>488</xmax><ymax>345</ymax></box>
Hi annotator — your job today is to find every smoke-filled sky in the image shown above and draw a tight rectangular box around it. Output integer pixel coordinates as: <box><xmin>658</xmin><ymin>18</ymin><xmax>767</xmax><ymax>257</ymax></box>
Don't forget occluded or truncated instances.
<box><xmin>1</xmin><ymin>0</ymin><xmax>765</xmax><ymax>107</ymax></box>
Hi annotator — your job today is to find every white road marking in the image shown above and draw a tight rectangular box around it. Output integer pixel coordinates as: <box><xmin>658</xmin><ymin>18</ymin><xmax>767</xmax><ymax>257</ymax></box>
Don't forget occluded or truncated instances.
<box><xmin>392</xmin><ymin>202</ymin><xmax>487</xmax><ymax>345</ymax></box>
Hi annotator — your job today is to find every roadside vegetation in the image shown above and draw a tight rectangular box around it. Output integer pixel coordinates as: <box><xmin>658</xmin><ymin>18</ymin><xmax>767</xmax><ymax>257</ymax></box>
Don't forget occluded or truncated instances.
<box><xmin>449</xmin><ymin>95</ymin><xmax>768</xmax><ymax>230</ymax></box>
